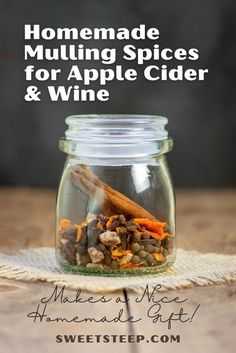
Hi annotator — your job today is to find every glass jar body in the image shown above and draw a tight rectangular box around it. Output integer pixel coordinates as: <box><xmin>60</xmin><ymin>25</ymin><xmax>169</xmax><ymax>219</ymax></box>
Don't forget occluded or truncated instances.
<box><xmin>56</xmin><ymin>153</ymin><xmax>176</xmax><ymax>276</ymax></box>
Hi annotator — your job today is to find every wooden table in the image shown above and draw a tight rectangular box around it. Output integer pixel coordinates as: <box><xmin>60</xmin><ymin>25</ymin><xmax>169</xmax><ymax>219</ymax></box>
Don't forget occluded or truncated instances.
<box><xmin>0</xmin><ymin>188</ymin><xmax>235</xmax><ymax>353</ymax></box>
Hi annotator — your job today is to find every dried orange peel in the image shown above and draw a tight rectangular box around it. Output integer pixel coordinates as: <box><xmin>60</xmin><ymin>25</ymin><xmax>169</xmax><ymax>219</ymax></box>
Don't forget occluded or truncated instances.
<box><xmin>106</xmin><ymin>216</ymin><xmax>116</xmax><ymax>229</ymax></box>
<box><xmin>147</xmin><ymin>230</ymin><xmax>169</xmax><ymax>240</ymax></box>
<box><xmin>153</xmin><ymin>252</ymin><xmax>164</xmax><ymax>262</ymax></box>
<box><xmin>97</xmin><ymin>222</ymin><xmax>103</xmax><ymax>230</ymax></box>
<box><xmin>133</xmin><ymin>229</ymin><xmax>142</xmax><ymax>238</ymax></box>
<box><xmin>111</xmin><ymin>247</ymin><xmax>132</xmax><ymax>259</ymax></box>
<box><xmin>133</xmin><ymin>218</ymin><xmax>168</xmax><ymax>239</ymax></box>
<box><xmin>76</xmin><ymin>225</ymin><xmax>82</xmax><ymax>242</ymax></box>
<box><xmin>59</xmin><ymin>218</ymin><xmax>71</xmax><ymax>230</ymax></box>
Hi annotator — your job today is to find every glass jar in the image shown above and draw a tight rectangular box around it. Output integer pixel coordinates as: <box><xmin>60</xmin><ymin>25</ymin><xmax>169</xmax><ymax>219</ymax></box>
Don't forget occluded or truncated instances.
<box><xmin>56</xmin><ymin>115</ymin><xmax>175</xmax><ymax>276</ymax></box>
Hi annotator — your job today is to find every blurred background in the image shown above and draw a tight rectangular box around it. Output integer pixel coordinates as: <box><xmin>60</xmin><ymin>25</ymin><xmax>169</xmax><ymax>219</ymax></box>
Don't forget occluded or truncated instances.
<box><xmin>0</xmin><ymin>0</ymin><xmax>235</xmax><ymax>187</ymax></box>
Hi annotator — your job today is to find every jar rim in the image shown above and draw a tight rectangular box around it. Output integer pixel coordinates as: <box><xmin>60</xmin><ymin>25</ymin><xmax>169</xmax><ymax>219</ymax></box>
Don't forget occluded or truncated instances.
<box><xmin>61</xmin><ymin>114</ymin><xmax>172</xmax><ymax>159</ymax></box>
<box><xmin>66</xmin><ymin>114</ymin><xmax>168</xmax><ymax>125</ymax></box>
<box><xmin>64</xmin><ymin>114</ymin><xmax>169</xmax><ymax>142</ymax></box>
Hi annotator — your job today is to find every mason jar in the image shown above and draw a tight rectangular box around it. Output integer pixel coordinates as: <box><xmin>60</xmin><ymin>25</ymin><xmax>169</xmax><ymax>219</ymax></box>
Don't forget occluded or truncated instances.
<box><xmin>56</xmin><ymin>115</ymin><xmax>175</xmax><ymax>276</ymax></box>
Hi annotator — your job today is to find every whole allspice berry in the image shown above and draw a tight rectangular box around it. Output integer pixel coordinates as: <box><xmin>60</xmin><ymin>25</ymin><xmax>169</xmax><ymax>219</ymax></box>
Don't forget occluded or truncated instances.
<box><xmin>131</xmin><ymin>255</ymin><xmax>140</xmax><ymax>264</ymax></box>
<box><xmin>131</xmin><ymin>242</ymin><xmax>140</xmax><ymax>253</ymax></box>
<box><xmin>137</xmin><ymin>250</ymin><xmax>147</xmax><ymax>259</ymax></box>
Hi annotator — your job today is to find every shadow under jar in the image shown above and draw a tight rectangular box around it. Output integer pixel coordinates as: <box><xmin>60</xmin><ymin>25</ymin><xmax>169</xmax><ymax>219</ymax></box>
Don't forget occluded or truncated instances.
<box><xmin>56</xmin><ymin>115</ymin><xmax>176</xmax><ymax>276</ymax></box>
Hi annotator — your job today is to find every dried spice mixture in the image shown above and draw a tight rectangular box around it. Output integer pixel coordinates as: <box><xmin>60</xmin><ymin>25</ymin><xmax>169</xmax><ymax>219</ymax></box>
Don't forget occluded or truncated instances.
<box><xmin>58</xmin><ymin>214</ymin><xmax>174</xmax><ymax>272</ymax></box>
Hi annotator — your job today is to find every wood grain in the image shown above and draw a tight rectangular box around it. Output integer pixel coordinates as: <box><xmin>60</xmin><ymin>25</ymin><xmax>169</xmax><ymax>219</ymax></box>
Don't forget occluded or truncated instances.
<box><xmin>0</xmin><ymin>187</ymin><xmax>235</xmax><ymax>353</ymax></box>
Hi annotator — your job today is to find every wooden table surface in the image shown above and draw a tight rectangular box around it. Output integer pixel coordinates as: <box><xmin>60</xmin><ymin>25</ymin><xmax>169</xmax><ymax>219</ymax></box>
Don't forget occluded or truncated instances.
<box><xmin>0</xmin><ymin>187</ymin><xmax>235</xmax><ymax>353</ymax></box>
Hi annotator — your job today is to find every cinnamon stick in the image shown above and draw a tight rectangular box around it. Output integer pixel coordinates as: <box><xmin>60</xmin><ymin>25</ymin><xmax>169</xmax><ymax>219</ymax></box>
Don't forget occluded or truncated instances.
<box><xmin>71</xmin><ymin>165</ymin><xmax>156</xmax><ymax>221</ymax></box>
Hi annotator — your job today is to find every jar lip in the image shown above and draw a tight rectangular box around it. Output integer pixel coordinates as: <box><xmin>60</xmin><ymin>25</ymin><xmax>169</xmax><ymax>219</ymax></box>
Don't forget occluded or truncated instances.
<box><xmin>66</xmin><ymin>114</ymin><xmax>168</xmax><ymax>125</ymax></box>
<box><xmin>64</xmin><ymin>114</ymin><xmax>169</xmax><ymax>143</ymax></box>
